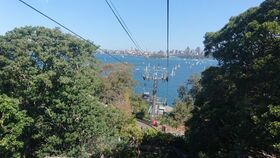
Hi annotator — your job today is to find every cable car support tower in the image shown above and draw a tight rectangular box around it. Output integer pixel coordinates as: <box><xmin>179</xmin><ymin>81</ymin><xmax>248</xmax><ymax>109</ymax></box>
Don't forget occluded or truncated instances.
<box><xmin>143</xmin><ymin>66</ymin><xmax>168</xmax><ymax>117</ymax></box>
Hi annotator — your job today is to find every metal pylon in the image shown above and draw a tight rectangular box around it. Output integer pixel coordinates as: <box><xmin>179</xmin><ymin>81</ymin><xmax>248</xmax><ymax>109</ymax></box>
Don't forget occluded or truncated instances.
<box><xmin>143</xmin><ymin>65</ymin><xmax>168</xmax><ymax>117</ymax></box>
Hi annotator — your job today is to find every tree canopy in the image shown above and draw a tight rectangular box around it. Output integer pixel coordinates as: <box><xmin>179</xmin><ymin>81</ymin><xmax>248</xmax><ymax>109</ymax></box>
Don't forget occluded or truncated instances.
<box><xmin>0</xmin><ymin>26</ymin><xmax>140</xmax><ymax>157</ymax></box>
<box><xmin>186</xmin><ymin>0</ymin><xmax>280</xmax><ymax>157</ymax></box>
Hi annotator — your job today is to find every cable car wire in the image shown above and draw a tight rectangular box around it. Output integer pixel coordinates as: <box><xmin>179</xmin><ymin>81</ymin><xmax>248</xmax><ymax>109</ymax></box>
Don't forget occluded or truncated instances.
<box><xmin>166</xmin><ymin>0</ymin><xmax>170</xmax><ymax>103</ymax></box>
<box><xmin>17</xmin><ymin>0</ymin><xmax>128</xmax><ymax>65</ymax></box>
<box><xmin>108</xmin><ymin>0</ymin><xmax>143</xmax><ymax>52</ymax></box>
<box><xmin>105</xmin><ymin>0</ymin><xmax>143</xmax><ymax>52</ymax></box>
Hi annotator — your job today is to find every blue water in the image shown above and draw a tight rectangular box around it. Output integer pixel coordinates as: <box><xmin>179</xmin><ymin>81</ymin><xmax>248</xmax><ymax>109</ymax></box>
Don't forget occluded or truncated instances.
<box><xmin>95</xmin><ymin>54</ymin><xmax>217</xmax><ymax>105</ymax></box>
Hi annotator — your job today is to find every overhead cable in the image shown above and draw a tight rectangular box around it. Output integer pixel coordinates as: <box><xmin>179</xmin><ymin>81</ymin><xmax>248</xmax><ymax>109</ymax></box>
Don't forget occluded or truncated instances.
<box><xmin>166</xmin><ymin>0</ymin><xmax>170</xmax><ymax>102</ymax></box>
<box><xmin>105</xmin><ymin>0</ymin><xmax>143</xmax><ymax>52</ymax></box>
<box><xmin>18</xmin><ymin>0</ymin><xmax>128</xmax><ymax>65</ymax></box>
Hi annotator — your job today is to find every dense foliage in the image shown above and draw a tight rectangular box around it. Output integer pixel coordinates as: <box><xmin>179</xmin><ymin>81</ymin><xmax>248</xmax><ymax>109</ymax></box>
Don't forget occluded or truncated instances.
<box><xmin>0</xmin><ymin>26</ymin><xmax>140</xmax><ymax>157</ymax></box>
<box><xmin>186</xmin><ymin>0</ymin><xmax>280</xmax><ymax>157</ymax></box>
<box><xmin>99</xmin><ymin>63</ymin><xmax>135</xmax><ymax>115</ymax></box>
<box><xmin>0</xmin><ymin>95</ymin><xmax>32</xmax><ymax>158</ymax></box>
<box><xmin>130</xmin><ymin>95</ymin><xmax>149</xmax><ymax>120</ymax></box>
<box><xmin>160</xmin><ymin>75</ymin><xmax>198</xmax><ymax>128</ymax></box>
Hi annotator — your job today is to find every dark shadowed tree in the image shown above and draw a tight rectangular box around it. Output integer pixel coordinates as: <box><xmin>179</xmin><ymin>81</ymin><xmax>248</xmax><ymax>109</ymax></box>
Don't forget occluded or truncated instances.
<box><xmin>186</xmin><ymin>0</ymin><xmax>280</xmax><ymax>157</ymax></box>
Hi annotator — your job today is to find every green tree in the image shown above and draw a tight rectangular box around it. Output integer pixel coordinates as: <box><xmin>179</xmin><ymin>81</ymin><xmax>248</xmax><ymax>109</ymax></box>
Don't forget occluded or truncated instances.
<box><xmin>260</xmin><ymin>104</ymin><xmax>280</xmax><ymax>152</ymax></box>
<box><xmin>0</xmin><ymin>95</ymin><xmax>32</xmax><ymax>158</ymax></box>
<box><xmin>187</xmin><ymin>74</ymin><xmax>202</xmax><ymax>99</ymax></box>
<box><xmin>0</xmin><ymin>26</ymin><xmax>135</xmax><ymax>157</ymax></box>
<box><xmin>130</xmin><ymin>95</ymin><xmax>148</xmax><ymax>120</ymax></box>
<box><xmin>161</xmin><ymin>101</ymin><xmax>193</xmax><ymax>128</ymax></box>
<box><xmin>187</xmin><ymin>0</ymin><xmax>280</xmax><ymax>157</ymax></box>
<box><xmin>160</xmin><ymin>75</ymin><xmax>197</xmax><ymax>128</ymax></box>
<box><xmin>99</xmin><ymin>63</ymin><xmax>135</xmax><ymax>114</ymax></box>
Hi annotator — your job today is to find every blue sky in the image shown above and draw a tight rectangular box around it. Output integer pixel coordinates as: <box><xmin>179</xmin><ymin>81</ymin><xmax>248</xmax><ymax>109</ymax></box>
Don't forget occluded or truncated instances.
<box><xmin>0</xmin><ymin>0</ymin><xmax>264</xmax><ymax>51</ymax></box>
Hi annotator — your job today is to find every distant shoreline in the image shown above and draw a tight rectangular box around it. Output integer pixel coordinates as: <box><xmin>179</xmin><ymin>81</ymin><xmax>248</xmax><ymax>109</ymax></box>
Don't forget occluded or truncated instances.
<box><xmin>96</xmin><ymin>52</ymin><xmax>211</xmax><ymax>59</ymax></box>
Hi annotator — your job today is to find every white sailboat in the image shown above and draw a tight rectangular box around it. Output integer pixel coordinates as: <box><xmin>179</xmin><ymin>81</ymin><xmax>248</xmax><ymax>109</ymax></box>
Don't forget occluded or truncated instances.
<box><xmin>170</xmin><ymin>68</ymin><xmax>175</xmax><ymax>77</ymax></box>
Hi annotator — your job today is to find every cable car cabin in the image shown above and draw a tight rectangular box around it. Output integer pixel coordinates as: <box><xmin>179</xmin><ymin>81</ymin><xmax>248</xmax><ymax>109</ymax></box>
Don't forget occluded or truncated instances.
<box><xmin>142</xmin><ymin>92</ymin><xmax>150</xmax><ymax>100</ymax></box>
<box><xmin>151</xmin><ymin>119</ymin><xmax>157</xmax><ymax>127</ymax></box>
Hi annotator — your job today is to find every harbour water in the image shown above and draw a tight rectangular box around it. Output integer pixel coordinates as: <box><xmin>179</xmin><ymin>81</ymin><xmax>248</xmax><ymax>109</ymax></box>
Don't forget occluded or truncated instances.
<box><xmin>95</xmin><ymin>53</ymin><xmax>217</xmax><ymax>105</ymax></box>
